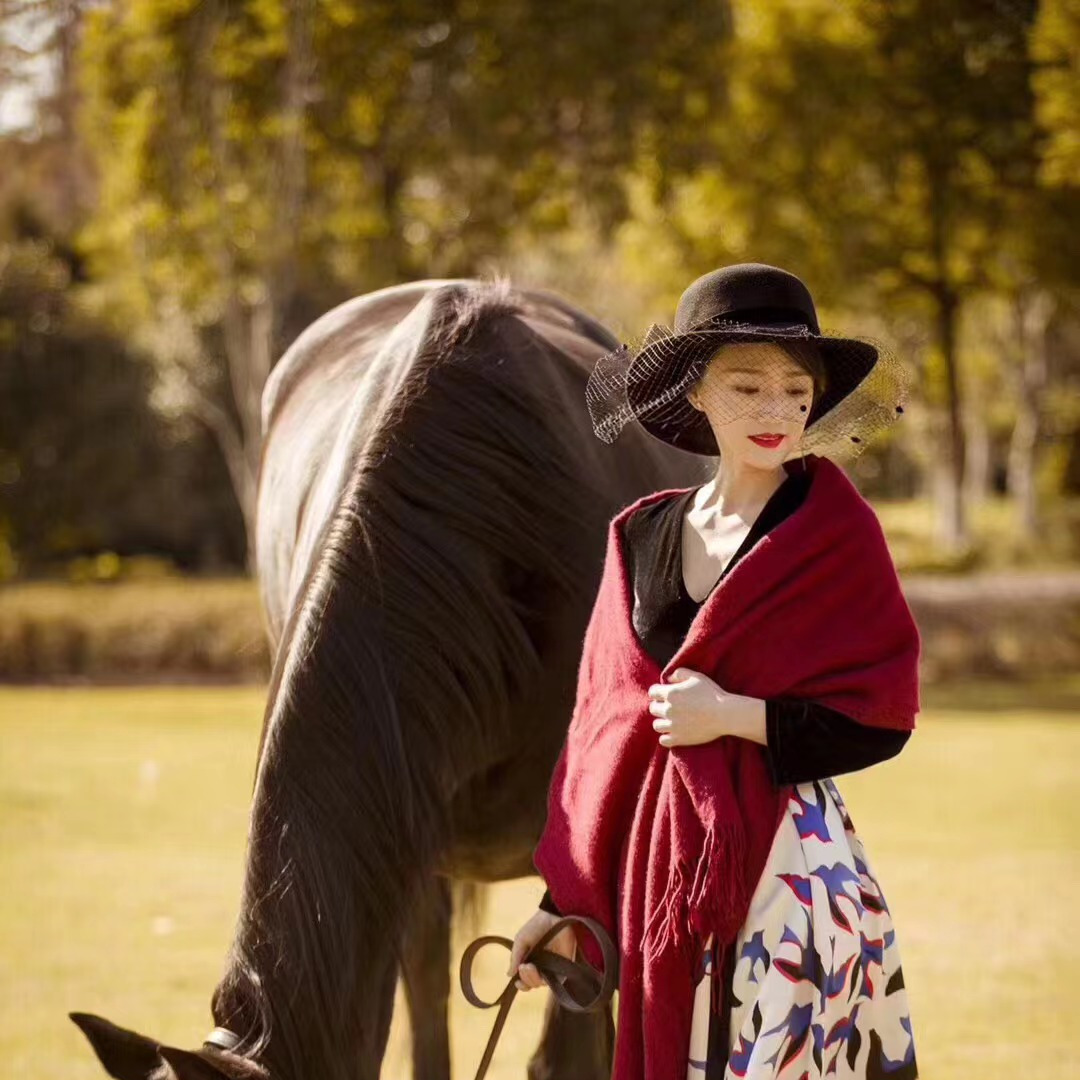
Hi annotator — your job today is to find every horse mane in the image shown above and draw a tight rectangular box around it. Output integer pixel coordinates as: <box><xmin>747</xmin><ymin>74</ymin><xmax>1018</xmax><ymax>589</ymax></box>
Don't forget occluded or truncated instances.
<box><xmin>209</xmin><ymin>277</ymin><xmax>608</xmax><ymax>1078</ymax></box>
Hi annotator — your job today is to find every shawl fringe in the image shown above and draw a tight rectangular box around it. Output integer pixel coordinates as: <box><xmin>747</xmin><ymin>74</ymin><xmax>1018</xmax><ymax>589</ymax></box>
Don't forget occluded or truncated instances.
<box><xmin>643</xmin><ymin>820</ymin><xmax>747</xmax><ymax>967</ymax></box>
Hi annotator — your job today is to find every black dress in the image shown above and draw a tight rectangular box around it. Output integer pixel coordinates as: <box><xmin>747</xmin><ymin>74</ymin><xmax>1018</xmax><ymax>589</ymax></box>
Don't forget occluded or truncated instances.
<box><xmin>537</xmin><ymin>470</ymin><xmax>910</xmax><ymax>1072</ymax></box>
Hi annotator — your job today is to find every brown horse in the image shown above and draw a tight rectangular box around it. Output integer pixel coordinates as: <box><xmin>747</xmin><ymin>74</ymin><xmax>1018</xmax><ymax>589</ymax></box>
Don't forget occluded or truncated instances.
<box><xmin>71</xmin><ymin>278</ymin><xmax>705</xmax><ymax>1080</ymax></box>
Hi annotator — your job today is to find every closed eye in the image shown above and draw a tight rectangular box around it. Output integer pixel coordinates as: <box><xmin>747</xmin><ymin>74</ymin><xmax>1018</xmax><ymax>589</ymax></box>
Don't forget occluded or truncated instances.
<box><xmin>734</xmin><ymin>386</ymin><xmax>811</xmax><ymax>395</ymax></box>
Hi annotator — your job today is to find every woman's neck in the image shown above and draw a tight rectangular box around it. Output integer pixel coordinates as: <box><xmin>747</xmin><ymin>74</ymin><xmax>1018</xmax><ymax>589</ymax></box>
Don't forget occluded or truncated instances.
<box><xmin>698</xmin><ymin>460</ymin><xmax>789</xmax><ymax>518</ymax></box>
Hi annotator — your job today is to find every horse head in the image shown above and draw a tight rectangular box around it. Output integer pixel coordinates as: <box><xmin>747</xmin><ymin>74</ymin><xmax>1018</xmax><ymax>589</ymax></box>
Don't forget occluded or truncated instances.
<box><xmin>70</xmin><ymin>1011</ymin><xmax>268</xmax><ymax>1080</ymax></box>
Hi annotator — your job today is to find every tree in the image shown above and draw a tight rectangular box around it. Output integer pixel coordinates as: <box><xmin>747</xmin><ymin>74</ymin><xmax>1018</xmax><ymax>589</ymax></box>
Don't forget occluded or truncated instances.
<box><xmin>987</xmin><ymin>0</ymin><xmax>1080</xmax><ymax>535</ymax></box>
<box><xmin>76</xmin><ymin>0</ymin><xmax>738</xmax><ymax>569</ymax></box>
<box><xmin>619</xmin><ymin>0</ymin><xmax>1045</xmax><ymax>552</ymax></box>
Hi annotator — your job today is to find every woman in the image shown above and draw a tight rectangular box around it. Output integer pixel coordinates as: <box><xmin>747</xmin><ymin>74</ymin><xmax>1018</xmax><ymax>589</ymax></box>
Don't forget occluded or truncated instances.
<box><xmin>510</xmin><ymin>264</ymin><xmax>920</xmax><ymax>1079</ymax></box>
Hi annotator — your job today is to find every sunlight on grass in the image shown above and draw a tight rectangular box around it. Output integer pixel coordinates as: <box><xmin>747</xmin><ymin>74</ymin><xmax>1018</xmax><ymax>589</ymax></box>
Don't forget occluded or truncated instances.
<box><xmin>1</xmin><ymin>685</ymin><xmax>1077</xmax><ymax>1079</ymax></box>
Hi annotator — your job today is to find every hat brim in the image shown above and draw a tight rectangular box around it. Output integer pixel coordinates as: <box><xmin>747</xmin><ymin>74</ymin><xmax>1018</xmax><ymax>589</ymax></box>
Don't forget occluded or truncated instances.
<box><xmin>624</xmin><ymin>328</ymin><xmax>880</xmax><ymax>457</ymax></box>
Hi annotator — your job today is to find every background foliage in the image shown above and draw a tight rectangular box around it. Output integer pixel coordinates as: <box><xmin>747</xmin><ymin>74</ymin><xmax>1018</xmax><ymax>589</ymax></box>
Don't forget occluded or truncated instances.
<box><xmin>1</xmin><ymin>0</ymin><xmax>1079</xmax><ymax>574</ymax></box>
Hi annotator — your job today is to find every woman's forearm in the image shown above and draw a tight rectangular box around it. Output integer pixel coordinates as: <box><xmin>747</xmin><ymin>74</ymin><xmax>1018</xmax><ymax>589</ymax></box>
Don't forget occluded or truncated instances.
<box><xmin>761</xmin><ymin>697</ymin><xmax>912</xmax><ymax>785</ymax></box>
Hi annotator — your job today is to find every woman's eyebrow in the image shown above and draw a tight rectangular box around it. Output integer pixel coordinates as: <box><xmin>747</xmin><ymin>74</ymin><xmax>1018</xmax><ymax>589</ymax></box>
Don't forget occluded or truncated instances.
<box><xmin>722</xmin><ymin>367</ymin><xmax>811</xmax><ymax>378</ymax></box>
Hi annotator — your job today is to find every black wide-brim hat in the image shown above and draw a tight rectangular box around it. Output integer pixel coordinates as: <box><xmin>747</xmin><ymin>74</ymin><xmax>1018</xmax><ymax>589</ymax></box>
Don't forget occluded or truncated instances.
<box><xmin>597</xmin><ymin>263</ymin><xmax>891</xmax><ymax>457</ymax></box>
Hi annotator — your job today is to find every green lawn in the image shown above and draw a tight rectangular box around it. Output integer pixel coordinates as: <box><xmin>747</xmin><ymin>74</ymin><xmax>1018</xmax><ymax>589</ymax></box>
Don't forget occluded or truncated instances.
<box><xmin>1</xmin><ymin>684</ymin><xmax>1077</xmax><ymax>1079</ymax></box>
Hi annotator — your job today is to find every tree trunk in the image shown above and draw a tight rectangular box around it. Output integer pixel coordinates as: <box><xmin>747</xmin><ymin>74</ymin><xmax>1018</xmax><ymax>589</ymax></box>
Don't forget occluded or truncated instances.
<box><xmin>1006</xmin><ymin>289</ymin><xmax>1053</xmax><ymax>539</ymax></box>
<box><xmin>933</xmin><ymin>286</ymin><xmax>968</xmax><ymax>551</ymax></box>
<box><xmin>197</xmin><ymin>0</ymin><xmax>314</xmax><ymax>574</ymax></box>
<box><xmin>963</xmin><ymin>402</ymin><xmax>993</xmax><ymax>505</ymax></box>
<box><xmin>220</xmin><ymin>294</ymin><xmax>273</xmax><ymax>575</ymax></box>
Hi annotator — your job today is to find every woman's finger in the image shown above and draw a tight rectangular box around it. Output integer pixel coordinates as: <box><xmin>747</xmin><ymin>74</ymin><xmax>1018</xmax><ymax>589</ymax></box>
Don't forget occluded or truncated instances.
<box><xmin>519</xmin><ymin>962</ymin><xmax>543</xmax><ymax>989</ymax></box>
<box><xmin>507</xmin><ymin>940</ymin><xmax>525</xmax><ymax>974</ymax></box>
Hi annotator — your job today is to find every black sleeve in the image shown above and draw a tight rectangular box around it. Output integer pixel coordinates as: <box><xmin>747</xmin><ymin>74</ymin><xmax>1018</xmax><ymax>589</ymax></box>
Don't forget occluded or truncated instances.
<box><xmin>538</xmin><ymin>887</ymin><xmax>562</xmax><ymax>916</ymax></box>
<box><xmin>764</xmin><ymin>697</ymin><xmax>911</xmax><ymax>786</ymax></box>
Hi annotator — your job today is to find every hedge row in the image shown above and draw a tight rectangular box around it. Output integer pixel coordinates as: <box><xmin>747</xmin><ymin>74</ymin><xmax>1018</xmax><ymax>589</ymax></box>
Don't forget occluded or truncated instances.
<box><xmin>2</xmin><ymin>574</ymin><xmax>1079</xmax><ymax>684</ymax></box>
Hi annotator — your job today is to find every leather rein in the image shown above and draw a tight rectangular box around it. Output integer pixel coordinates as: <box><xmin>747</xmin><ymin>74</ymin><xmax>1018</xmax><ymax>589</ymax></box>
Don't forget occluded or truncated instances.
<box><xmin>458</xmin><ymin>915</ymin><xmax>619</xmax><ymax>1080</ymax></box>
<box><xmin>201</xmin><ymin>914</ymin><xmax>618</xmax><ymax>1080</ymax></box>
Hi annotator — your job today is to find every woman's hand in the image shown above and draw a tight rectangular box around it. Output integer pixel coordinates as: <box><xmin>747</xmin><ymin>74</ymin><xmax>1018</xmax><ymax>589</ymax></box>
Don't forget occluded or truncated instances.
<box><xmin>647</xmin><ymin>667</ymin><xmax>764</xmax><ymax>748</ymax></box>
<box><xmin>507</xmin><ymin>908</ymin><xmax>578</xmax><ymax>991</ymax></box>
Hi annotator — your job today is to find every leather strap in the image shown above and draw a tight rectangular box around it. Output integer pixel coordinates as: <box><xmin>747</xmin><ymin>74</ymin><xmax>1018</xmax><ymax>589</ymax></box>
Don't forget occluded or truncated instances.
<box><xmin>203</xmin><ymin>1026</ymin><xmax>241</xmax><ymax>1051</ymax></box>
<box><xmin>459</xmin><ymin>915</ymin><xmax>618</xmax><ymax>1080</ymax></box>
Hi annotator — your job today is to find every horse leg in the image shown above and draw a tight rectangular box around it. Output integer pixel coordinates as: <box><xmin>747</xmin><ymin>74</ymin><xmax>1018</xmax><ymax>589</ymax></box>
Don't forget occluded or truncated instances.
<box><xmin>528</xmin><ymin>989</ymin><xmax>615</xmax><ymax>1080</ymax></box>
<box><xmin>401</xmin><ymin>876</ymin><xmax>452</xmax><ymax>1080</ymax></box>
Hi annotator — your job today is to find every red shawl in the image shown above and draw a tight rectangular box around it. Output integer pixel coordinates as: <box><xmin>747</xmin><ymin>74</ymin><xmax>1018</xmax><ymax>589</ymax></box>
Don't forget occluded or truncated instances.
<box><xmin>532</xmin><ymin>453</ymin><xmax>920</xmax><ymax>1080</ymax></box>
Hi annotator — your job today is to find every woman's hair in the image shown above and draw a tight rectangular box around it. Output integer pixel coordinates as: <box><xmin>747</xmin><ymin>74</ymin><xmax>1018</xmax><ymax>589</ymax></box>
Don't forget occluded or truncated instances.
<box><xmin>779</xmin><ymin>340</ymin><xmax>828</xmax><ymax>409</ymax></box>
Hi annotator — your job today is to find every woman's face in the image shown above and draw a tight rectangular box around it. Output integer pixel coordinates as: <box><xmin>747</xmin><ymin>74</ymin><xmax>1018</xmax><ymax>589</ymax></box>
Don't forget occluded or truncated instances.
<box><xmin>686</xmin><ymin>342</ymin><xmax>815</xmax><ymax>467</ymax></box>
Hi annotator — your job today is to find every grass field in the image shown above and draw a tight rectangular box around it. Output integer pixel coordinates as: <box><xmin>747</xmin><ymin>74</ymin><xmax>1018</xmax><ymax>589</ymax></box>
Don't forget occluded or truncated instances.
<box><xmin>2</xmin><ymin>683</ymin><xmax>1078</xmax><ymax>1079</ymax></box>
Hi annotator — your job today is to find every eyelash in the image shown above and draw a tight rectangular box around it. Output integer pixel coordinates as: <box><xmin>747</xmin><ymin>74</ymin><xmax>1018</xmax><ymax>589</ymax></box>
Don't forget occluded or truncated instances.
<box><xmin>734</xmin><ymin>386</ymin><xmax>810</xmax><ymax>396</ymax></box>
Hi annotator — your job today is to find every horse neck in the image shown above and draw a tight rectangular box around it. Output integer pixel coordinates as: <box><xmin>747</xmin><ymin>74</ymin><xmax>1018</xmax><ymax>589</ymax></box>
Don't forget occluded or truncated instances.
<box><xmin>208</xmin><ymin>593</ymin><xmax>447</xmax><ymax>1079</ymax></box>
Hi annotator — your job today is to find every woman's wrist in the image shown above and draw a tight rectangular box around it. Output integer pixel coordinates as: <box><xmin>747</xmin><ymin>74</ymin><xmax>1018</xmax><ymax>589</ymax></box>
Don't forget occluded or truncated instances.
<box><xmin>726</xmin><ymin>694</ymin><xmax>768</xmax><ymax>745</ymax></box>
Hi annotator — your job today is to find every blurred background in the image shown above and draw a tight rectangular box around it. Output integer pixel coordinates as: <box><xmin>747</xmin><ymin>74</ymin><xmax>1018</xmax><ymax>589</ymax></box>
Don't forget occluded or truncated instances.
<box><xmin>1</xmin><ymin>0</ymin><xmax>1078</xmax><ymax>1077</ymax></box>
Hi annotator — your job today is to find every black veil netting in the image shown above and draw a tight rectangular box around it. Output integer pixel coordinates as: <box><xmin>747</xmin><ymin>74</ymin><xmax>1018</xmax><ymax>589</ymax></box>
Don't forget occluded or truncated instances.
<box><xmin>583</xmin><ymin>318</ymin><xmax>913</xmax><ymax>460</ymax></box>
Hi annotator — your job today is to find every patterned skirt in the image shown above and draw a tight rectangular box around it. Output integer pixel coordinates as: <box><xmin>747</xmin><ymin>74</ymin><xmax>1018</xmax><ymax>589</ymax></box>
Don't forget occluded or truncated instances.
<box><xmin>685</xmin><ymin>777</ymin><xmax>918</xmax><ymax>1079</ymax></box>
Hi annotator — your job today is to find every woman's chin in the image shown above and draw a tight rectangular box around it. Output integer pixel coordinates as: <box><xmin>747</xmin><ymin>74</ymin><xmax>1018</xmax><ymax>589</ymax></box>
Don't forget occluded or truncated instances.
<box><xmin>737</xmin><ymin>437</ymin><xmax>788</xmax><ymax>464</ymax></box>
